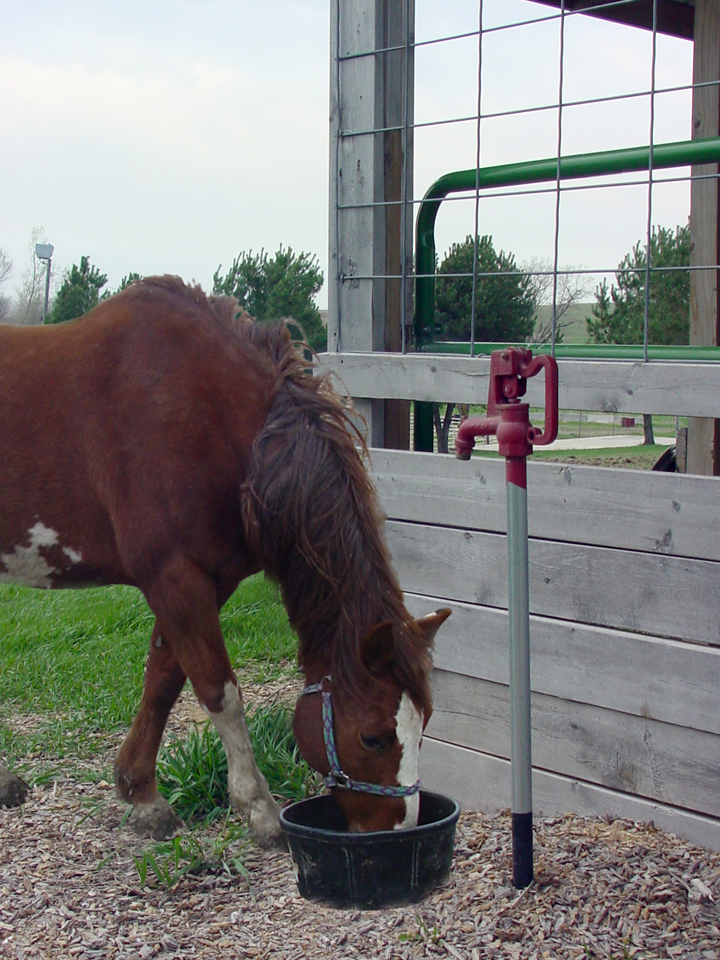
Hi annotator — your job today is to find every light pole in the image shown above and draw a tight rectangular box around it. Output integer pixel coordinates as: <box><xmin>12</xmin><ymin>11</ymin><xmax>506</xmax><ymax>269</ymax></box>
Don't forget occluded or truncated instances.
<box><xmin>35</xmin><ymin>243</ymin><xmax>54</xmax><ymax>321</ymax></box>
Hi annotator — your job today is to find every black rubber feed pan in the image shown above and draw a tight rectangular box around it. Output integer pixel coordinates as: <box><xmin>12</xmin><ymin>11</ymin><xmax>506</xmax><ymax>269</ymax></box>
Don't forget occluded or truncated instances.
<box><xmin>280</xmin><ymin>790</ymin><xmax>460</xmax><ymax>909</ymax></box>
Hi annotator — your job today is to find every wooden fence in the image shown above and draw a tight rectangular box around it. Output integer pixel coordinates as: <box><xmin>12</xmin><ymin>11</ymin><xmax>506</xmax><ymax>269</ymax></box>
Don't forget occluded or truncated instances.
<box><xmin>320</xmin><ymin>352</ymin><xmax>720</xmax><ymax>850</ymax></box>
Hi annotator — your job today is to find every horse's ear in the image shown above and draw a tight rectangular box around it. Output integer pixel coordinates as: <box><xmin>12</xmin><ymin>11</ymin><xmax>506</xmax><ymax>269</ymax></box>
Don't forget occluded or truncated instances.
<box><xmin>360</xmin><ymin>621</ymin><xmax>395</xmax><ymax>675</ymax></box>
<box><xmin>414</xmin><ymin>608</ymin><xmax>452</xmax><ymax>646</ymax></box>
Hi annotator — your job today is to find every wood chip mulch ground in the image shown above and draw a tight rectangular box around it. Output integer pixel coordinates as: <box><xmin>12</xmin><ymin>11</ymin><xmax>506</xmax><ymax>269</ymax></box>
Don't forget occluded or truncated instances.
<box><xmin>2</xmin><ymin>681</ymin><xmax>720</xmax><ymax>960</ymax></box>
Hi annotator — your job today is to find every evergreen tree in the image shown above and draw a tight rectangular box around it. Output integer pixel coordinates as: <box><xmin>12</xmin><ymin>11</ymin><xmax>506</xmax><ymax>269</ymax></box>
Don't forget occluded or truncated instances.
<box><xmin>586</xmin><ymin>225</ymin><xmax>690</xmax><ymax>345</ymax></box>
<box><xmin>46</xmin><ymin>256</ymin><xmax>108</xmax><ymax>324</ymax></box>
<box><xmin>435</xmin><ymin>235</ymin><xmax>535</xmax><ymax>343</ymax></box>
<box><xmin>115</xmin><ymin>272</ymin><xmax>143</xmax><ymax>292</ymax></box>
<box><xmin>213</xmin><ymin>246</ymin><xmax>325</xmax><ymax>352</ymax></box>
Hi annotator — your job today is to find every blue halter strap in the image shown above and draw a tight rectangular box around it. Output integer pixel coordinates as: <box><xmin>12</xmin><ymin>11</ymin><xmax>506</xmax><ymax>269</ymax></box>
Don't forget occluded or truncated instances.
<box><xmin>301</xmin><ymin>676</ymin><xmax>421</xmax><ymax>798</ymax></box>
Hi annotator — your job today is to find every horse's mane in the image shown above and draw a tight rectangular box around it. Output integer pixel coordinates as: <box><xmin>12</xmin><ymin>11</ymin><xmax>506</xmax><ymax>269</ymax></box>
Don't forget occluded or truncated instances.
<box><xmin>118</xmin><ymin>275</ymin><xmax>252</xmax><ymax>330</ymax></box>
<box><xmin>117</xmin><ymin>278</ymin><xmax>431</xmax><ymax>712</ymax></box>
<box><xmin>241</xmin><ymin>322</ymin><xmax>432</xmax><ymax>715</ymax></box>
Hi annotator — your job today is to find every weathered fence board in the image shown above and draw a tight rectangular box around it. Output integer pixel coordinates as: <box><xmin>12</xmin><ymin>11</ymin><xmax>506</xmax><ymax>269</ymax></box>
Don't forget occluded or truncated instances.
<box><xmin>427</xmin><ymin>669</ymin><xmax>720</xmax><ymax>819</ymax></box>
<box><xmin>404</xmin><ymin>594</ymin><xmax>720</xmax><ymax>737</ymax></box>
<box><xmin>386</xmin><ymin>520</ymin><xmax>720</xmax><ymax>645</ymax></box>
<box><xmin>320</xmin><ymin>352</ymin><xmax>720</xmax><ymax>417</ymax></box>
<box><xmin>419</xmin><ymin>738</ymin><xmax>720</xmax><ymax>852</ymax></box>
<box><xmin>371</xmin><ymin>449</ymin><xmax>720</xmax><ymax>562</ymax></box>
<box><xmin>317</xmin><ymin>351</ymin><xmax>720</xmax><ymax>850</ymax></box>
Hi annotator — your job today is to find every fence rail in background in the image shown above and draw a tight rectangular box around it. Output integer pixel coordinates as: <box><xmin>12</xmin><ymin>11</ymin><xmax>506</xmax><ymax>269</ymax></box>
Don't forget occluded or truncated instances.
<box><xmin>369</xmin><ymin>447</ymin><xmax>720</xmax><ymax>851</ymax></box>
<box><xmin>318</xmin><ymin>351</ymin><xmax>720</xmax><ymax>418</ymax></box>
<box><xmin>329</xmin><ymin>0</ymin><xmax>720</xmax><ymax>852</ymax></box>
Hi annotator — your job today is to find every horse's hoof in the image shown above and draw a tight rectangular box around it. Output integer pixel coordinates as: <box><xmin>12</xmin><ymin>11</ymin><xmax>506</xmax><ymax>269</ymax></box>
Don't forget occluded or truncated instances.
<box><xmin>127</xmin><ymin>797</ymin><xmax>185</xmax><ymax>840</ymax></box>
<box><xmin>0</xmin><ymin>767</ymin><xmax>29</xmax><ymax>808</ymax></box>
<box><xmin>248</xmin><ymin>808</ymin><xmax>285</xmax><ymax>849</ymax></box>
<box><xmin>252</xmin><ymin>825</ymin><xmax>286</xmax><ymax>850</ymax></box>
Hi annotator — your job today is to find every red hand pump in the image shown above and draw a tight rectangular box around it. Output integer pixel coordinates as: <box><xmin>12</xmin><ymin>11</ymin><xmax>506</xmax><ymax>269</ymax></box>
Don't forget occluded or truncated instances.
<box><xmin>455</xmin><ymin>348</ymin><xmax>558</xmax><ymax>889</ymax></box>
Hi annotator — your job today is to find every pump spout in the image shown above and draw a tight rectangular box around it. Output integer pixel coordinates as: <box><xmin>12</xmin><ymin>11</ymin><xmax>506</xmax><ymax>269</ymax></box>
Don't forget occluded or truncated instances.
<box><xmin>455</xmin><ymin>415</ymin><xmax>500</xmax><ymax>460</ymax></box>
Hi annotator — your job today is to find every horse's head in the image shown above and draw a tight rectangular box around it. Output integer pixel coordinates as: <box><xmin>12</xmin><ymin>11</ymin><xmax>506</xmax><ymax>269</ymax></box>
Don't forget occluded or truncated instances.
<box><xmin>294</xmin><ymin>608</ymin><xmax>451</xmax><ymax>832</ymax></box>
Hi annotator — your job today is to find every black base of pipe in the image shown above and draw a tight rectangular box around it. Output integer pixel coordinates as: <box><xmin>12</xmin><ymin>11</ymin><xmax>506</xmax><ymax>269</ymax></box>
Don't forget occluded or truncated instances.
<box><xmin>512</xmin><ymin>811</ymin><xmax>534</xmax><ymax>888</ymax></box>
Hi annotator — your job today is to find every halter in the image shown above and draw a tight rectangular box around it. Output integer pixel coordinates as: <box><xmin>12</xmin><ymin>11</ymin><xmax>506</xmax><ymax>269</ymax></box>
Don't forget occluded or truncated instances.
<box><xmin>301</xmin><ymin>676</ymin><xmax>421</xmax><ymax>798</ymax></box>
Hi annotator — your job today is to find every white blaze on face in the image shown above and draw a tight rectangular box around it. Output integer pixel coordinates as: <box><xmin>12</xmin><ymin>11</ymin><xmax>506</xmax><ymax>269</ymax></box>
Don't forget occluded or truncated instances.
<box><xmin>0</xmin><ymin>522</ymin><xmax>83</xmax><ymax>588</ymax></box>
<box><xmin>394</xmin><ymin>691</ymin><xmax>423</xmax><ymax>830</ymax></box>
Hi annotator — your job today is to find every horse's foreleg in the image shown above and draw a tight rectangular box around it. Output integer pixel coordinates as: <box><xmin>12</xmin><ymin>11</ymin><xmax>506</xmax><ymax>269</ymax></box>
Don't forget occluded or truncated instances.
<box><xmin>144</xmin><ymin>560</ymin><xmax>282</xmax><ymax>847</ymax></box>
<box><xmin>202</xmin><ymin>675</ymin><xmax>283</xmax><ymax>846</ymax></box>
<box><xmin>114</xmin><ymin>622</ymin><xmax>187</xmax><ymax>839</ymax></box>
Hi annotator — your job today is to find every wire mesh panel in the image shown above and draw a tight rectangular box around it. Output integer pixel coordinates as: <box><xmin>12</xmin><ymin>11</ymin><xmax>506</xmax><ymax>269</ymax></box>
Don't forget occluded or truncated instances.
<box><xmin>329</xmin><ymin>0</ymin><xmax>719</xmax><ymax>467</ymax></box>
<box><xmin>328</xmin><ymin>1</ymin><xmax>720</xmax><ymax>847</ymax></box>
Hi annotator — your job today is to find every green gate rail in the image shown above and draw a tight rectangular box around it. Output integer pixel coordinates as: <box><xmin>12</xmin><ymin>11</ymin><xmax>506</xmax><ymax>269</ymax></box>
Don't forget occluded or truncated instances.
<box><xmin>425</xmin><ymin>341</ymin><xmax>720</xmax><ymax>361</ymax></box>
<box><xmin>414</xmin><ymin>136</ymin><xmax>720</xmax><ymax>348</ymax></box>
<box><xmin>412</xmin><ymin>136</ymin><xmax>720</xmax><ymax>449</ymax></box>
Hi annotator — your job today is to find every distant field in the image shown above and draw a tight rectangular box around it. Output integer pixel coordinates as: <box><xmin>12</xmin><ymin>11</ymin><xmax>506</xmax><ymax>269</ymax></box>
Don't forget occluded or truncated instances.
<box><xmin>534</xmin><ymin>302</ymin><xmax>594</xmax><ymax>344</ymax></box>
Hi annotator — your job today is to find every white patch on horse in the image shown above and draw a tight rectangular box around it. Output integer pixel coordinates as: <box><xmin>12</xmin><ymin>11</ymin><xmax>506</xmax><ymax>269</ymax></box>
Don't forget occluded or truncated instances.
<box><xmin>62</xmin><ymin>545</ymin><xmax>83</xmax><ymax>564</ymax></box>
<box><xmin>0</xmin><ymin>522</ymin><xmax>83</xmax><ymax>588</ymax></box>
<box><xmin>394</xmin><ymin>691</ymin><xmax>423</xmax><ymax>829</ymax></box>
<box><xmin>203</xmin><ymin>681</ymin><xmax>280</xmax><ymax>841</ymax></box>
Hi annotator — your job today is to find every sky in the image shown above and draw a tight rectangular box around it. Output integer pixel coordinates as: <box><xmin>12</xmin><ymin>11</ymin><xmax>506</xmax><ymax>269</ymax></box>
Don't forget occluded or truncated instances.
<box><xmin>1</xmin><ymin>1</ymin><xmax>331</xmax><ymax>303</ymax></box>
<box><xmin>1</xmin><ymin>1</ymin><xmax>695</xmax><ymax>311</ymax></box>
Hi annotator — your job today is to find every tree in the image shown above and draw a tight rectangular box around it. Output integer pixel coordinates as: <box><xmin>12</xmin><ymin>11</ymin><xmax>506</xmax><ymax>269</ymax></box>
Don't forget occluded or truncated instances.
<box><xmin>431</xmin><ymin>235</ymin><xmax>535</xmax><ymax>452</ymax></box>
<box><xmin>115</xmin><ymin>272</ymin><xmax>143</xmax><ymax>292</ymax></box>
<box><xmin>435</xmin><ymin>235</ymin><xmax>535</xmax><ymax>343</ymax></box>
<box><xmin>586</xmin><ymin>224</ymin><xmax>690</xmax><ymax>444</ymax></box>
<box><xmin>586</xmin><ymin>225</ymin><xmax>690</xmax><ymax>346</ymax></box>
<box><xmin>0</xmin><ymin>248</ymin><xmax>12</xmax><ymax>322</ymax></box>
<box><xmin>523</xmin><ymin>257</ymin><xmax>593</xmax><ymax>343</ymax></box>
<box><xmin>213</xmin><ymin>246</ymin><xmax>325</xmax><ymax>352</ymax></box>
<box><xmin>46</xmin><ymin>256</ymin><xmax>108</xmax><ymax>324</ymax></box>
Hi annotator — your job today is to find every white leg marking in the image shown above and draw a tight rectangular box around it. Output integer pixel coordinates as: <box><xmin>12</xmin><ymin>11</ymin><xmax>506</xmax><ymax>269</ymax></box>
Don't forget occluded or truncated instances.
<box><xmin>204</xmin><ymin>681</ymin><xmax>280</xmax><ymax>841</ymax></box>
<box><xmin>394</xmin><ymin>691</ymin><xmax>423</xmax><ymax>830</ymax></box>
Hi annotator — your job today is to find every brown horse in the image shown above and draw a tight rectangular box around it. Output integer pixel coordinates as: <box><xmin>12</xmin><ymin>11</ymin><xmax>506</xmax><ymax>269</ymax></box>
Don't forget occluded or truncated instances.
<box><xmin>0</xmin><ymin>277</ymin><xmax>449</xmax><ymax>843</ymax></box>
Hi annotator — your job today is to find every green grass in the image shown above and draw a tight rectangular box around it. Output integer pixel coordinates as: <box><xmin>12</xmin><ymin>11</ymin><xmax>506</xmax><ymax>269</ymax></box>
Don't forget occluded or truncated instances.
<box><xmin>157</xmin><ymin>708</ymin><xmax>319</xmax><ymax>824</ymax></box>
<box><xmin>1</xmin><ymin>571</ymin><xmax>316</xmax><ymax>878</ymax></box>
<box><xmin>0</xmin><ymin>573</ymin><xmax>297</xmax><ymax>769</ymax></box>
<box><xmin>134</xmin><ymin>705</ymin><xmax>319</xmax><ymax>889</ymax></box>
<box><xmin>533</xmin><ymin>443</ymin><xmax>674</xmax><ymax>470</ymax></box>
<box><xmin>471</xmin><ymin>442</ymin><xmax>673</xmax><ymax>470</ymax></box>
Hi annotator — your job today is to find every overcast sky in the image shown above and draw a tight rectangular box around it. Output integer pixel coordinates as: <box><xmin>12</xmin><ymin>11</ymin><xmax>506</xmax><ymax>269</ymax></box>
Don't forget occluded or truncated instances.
<box><xmin>2</xmin><ymin>1</ymin><xmax>694</xmax><ymax>310</ymax></box>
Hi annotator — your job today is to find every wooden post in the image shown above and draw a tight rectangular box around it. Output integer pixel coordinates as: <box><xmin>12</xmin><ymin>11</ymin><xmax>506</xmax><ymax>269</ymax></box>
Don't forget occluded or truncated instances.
<box><xmin>689</xmin><ymin>0</ymin><xmax>720</xmax><ymax>475</ymax></box>
<box><xmin>328</xmin><ymin>0</ymin><xmax>414</xmax><ymax>450</ymax></box>
<box><xmin>382</xmin><ymin>0</ymin><xmax>413</xmax><ymax>449</ymax></box>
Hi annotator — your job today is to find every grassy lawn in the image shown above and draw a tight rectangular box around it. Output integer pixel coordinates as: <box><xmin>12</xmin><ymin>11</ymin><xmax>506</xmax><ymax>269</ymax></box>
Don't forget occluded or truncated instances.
<box><xmin>0</xmin><ymin>573</ymin><xmax>298</xmax><ymax>774</ymax></box>
<box><xmin>535</xmin><ymin>302</ymin><xmax>594</xmax><ymax>345</ymax></box>
<box><xmin>470</xmin><ymin>442</ymin><xmax>673</xmax><ymax>470</ymax></box>
<box><xmin>0</xmin><ymin>574</ymin><xmax>313</xmax><ymax>879</ymax></box>
<box><xmin>459</xmin><ymin>410</ymin><xmax>680</xmax><ymax>469</ymax></box>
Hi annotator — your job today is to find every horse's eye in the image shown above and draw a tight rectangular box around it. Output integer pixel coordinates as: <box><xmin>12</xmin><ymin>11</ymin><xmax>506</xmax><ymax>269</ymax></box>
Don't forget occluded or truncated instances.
<box><xmin>360</xmin><ymin>734</ymin><xmax>386</xmax><ymax>752</ymax></box>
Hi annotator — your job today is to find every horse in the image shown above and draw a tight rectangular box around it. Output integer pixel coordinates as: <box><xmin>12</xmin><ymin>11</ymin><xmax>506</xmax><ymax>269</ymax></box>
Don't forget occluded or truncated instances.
<box><xmin>0</xmin><ymin>276</ymin><xmax>450</xmax><ymax>844</ymax></box>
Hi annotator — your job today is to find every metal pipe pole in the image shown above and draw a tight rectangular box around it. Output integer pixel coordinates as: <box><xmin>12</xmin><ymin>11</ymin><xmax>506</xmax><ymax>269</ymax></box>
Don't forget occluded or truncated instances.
<box><xmin>506</xmin><ymin>454</ymin><xmax>533</xmax><ymax>888</ymax></box>
<box><xmin>43</xmin><ymin>258</ymin><xmax>52</xmax><ymax>321</ymax></box>
<box><xmin>456</xmin><ymin>350</ymin><xmax>558</xmax><ymax>891</ymax></box>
